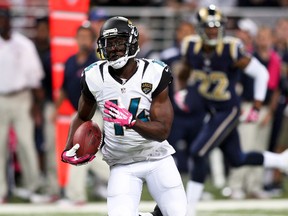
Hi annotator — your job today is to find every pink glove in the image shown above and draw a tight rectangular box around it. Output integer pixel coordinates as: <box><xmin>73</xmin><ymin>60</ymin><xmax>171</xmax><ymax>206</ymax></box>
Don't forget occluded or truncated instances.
<box><xmin>174</xmin><ymin>89</ymin><xmax>189</xmax><ymax>113</ymax></box>
<box><xmin>243</xmin><ymin>107</ymin><xmax>260</xmax><ymax>123</ymax></box>
<box><xmin>61</xmin><ymin>144</ymin><xmax>95</xmax><ymax>166</ymax></box>
<box><xmin>103</xmin><ymin>101</ymin><xmax>136</xmax><ymax>127</ymax></box>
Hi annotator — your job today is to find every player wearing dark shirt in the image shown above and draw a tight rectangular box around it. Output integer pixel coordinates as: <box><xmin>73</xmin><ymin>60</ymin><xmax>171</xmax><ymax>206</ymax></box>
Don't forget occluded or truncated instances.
<box><xmin>53</xmin><ymin>22</ymin><xmax>97</xmax><ymax>113</ymax></box>
<box><xmin>160</xmin><ymin>32</ymin><xmax>206</xmax><ymax>173</ymax></box>
<box><xmin>62</xmin><ymin>52</ymin><xmax>97</xmax><ymax>110</ymax></box>
<box><xmin>146</xmin><ymin>5</ymin><xmax>288</xmax><ymax>216</ymax></box>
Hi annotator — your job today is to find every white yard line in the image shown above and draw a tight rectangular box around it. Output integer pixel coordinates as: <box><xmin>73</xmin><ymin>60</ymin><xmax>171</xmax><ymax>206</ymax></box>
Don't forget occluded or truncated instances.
<box><xmin>197</xmin><ymin>199</ymin><xmax>288</xmax><ymax>210</ymax></box>
<box><xmin>0</xmin><ymin>199</ymin><xmax>287</xmax><ymax>214</ymax></box>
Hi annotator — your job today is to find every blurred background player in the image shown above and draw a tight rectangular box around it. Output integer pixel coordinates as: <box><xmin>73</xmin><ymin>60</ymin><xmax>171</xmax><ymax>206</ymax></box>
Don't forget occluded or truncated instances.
<box><xmin>180</xmin><ymin>5</ymin><xmax>288</xmax><ymax>216</ymax></box>
<box><xmin>228</xmin><ymin>24</ymin><xmax>282</xmax><ymax>200</ymax></box>
<box><xmin>159</xmin><ymin>19</ymin><xmax>207</xmax><ymax>174</ymax></box>
<box><xmin>264</xmin><ymin>17</ymin><xmax>288</xmax><ymax>195</ymax></box>
<box><xmin>0</xmin><ymin>4</ymin><xmax>46</xmax><ymax>203</ymax></box>
<box><xmin>148</xmin><ymin>4</ymin><xmax>288</xmax><ymax>216</ymax></box>
<box><xmin>52</xmin><ymin>22</ymin><xmax>97</xmax><ymax>115</ymax></box>
<box><xmin>33</xmin><ymin>16</ymin><xmax>60</xmax><ymax>201</ymax></box>
<box><xmin>226</xmin><ymin>17</ymin><xmax>258</xmax><ymax>199</ymax></box>
<box><xmin>53</xmin><ymin>21</ymin><xmax>109</xmax><ymax>205</ymax></box>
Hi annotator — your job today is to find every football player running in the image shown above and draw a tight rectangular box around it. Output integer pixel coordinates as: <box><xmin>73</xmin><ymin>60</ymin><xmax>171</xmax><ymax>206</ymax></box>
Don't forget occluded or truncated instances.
<box><xmin>61</xmin><ymin>16</ymin><xmax>187</xmax><ymax>216</ymax></box>
<box><xmin>147</xmin><ymin>5</ymin><xmax>288</xmax><ymax>216</ymax></box>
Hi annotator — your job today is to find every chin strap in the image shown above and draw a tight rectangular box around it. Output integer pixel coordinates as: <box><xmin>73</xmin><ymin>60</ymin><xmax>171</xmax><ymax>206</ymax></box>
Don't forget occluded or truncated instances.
<box><xmin>108</xmin><ymin>47</ymin><xmax>140</xmax><ymax>69</ymax></box>
<box><xmin>109</xmin><ymin>55</ymin><xmax>129</xmax><ymax>69</ymax></box>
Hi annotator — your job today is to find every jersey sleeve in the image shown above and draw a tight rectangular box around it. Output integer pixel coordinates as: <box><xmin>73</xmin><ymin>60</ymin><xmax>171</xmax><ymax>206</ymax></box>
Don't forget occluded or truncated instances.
<box><xmin>152</xmin><ymin>65</ymin><xmax>173</xmax><ymax>98</ymax></box>
<box><xmin>181</xmin><ymin>35</ymin><xmax>194</xmax><ymax>57</ymax></box>
<box><xmin>80</xmin><ymin>72</ymin><xmax>96</xmax><ymax>102</ymax></box>
<box><xmin>229</xmin><ymin>37</ymin><xmax>251</xmax><ymax>61</ymax></box>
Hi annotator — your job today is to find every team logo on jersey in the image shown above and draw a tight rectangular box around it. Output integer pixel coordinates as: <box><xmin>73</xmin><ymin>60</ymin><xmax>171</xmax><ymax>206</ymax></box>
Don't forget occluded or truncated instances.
<box><xmin>141</xmin><ymin>83</ymin><xmax>152</xmax><ymax>94</ymax></box>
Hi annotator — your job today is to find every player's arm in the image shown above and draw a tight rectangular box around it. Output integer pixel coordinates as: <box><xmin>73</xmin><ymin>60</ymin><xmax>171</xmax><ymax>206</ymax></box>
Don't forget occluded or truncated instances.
<box><xmin>103</xmin><ymin>65</ymin><xmax>173</xmax><ymax>142</ymax></box>
<box><xmin>104</xmin><ymin>89</ymin><xmax>173</xmax><ymax>142</ymax></box>
<box><xmin>178</xmin><ymin>58</ymin><xmax>192</xmax><ymax>90</ymax></box>
<box><xmin>178</xmin><ymin>35</ymin><xmax>193</xmax><ymax>90</ymax></box>
<box><xmin>234</xmin><ymin>56</ymin><xmax>269</xmax><ymax>110</ymax></box>
<box><xmin>133</xmin><ymin>87</ymin><xmax>173</xmax><ymax>142</ymax></box>
<box><xmin>61</xmin><ymin>75</ymin><xmax>97</xmax><ymax>165</ymax></box>
<box><xmin>64</xmin><ymin>93</ymin><xmax>97</xmax><ymax>151</ymax></box>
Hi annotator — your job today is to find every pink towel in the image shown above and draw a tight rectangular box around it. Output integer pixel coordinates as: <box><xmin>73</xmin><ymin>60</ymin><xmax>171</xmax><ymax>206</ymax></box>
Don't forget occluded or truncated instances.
<box><xmin>267</xmin><ymin>50</ymin><xmax>281</xmax><ymax>90</ymax></box>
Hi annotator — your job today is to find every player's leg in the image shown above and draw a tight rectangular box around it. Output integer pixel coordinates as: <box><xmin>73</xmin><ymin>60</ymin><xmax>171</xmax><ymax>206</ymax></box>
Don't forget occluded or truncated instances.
<box><xmin>65</xmin><ymin>165</ymin><xmax>88</xmax><ymax>203</ymax></box>
<box><xmin>220</xmin><ymin>127</ymin><xmax>288</xmax><ymax>199</ymax></box>
<box><xmin>13</xmin><ymin>91</ymin><xmax>42</xmax><ymax>194</ymax></box>
<box><xmin>222</xmin><ymin>127</ymin><xmax>288</xmax><ymax>173</ymax></box>
<box><xmin>107</xmin><ymin>164</ymin><xmax>143</xmax><ymax>216</ymax></box>
<box><xmin>146</xmin><ymin>156</ymin><xmax>187</xmax><ymax>216</ymax></box>
<box><xmin>167</xmin><ymin>115</ymin><xmax>189</xmax><ymax>173</ymax></box>
<box><xmin>88</xmin><ymin>153</ymin><xmax>109</xmax><ymax>198</ymax></box>
<box><xmin>0</xmin><ymin>95</ymin><xmax>12</xmax><ymax>201</ymax></box>
<box><xmin>209</xmin><ymin>148</ymin><xmax>226</xmax><ymax>189</ymax></box>
<box><xmin>246</xmin><ymin>105</ymin><xmax>272</xmax><ymax>198</ymax></box>
<box><xmin>187</xmin><ymin>107</ymin><xmax>240</xmax><ymax>216</ymax></box>
<box><xmin>186</xmin><ymin>157</ymin><xmax>208</xmax><ymax>216</ymax></box>
<box><xmin>90</xmin><ymin>108</ymin><xmax>109</xmax><ymax>198</ymax></box>
<box><xmin>227</xmin><ymin>111</ymin><xmax>259</xmax><ymax>199</ymax></box>
<box><xmin>43</xmin><ymin>102</ymin><xmax>59</xmax><ymax>199</ymax></box>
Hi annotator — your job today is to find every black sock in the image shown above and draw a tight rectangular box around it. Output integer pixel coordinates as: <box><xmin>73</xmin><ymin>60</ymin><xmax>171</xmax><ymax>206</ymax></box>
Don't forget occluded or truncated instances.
<box><xmin>152</xmin><ymin>205</ymin><xmax>163</xmax><ymax>216</ymax></box>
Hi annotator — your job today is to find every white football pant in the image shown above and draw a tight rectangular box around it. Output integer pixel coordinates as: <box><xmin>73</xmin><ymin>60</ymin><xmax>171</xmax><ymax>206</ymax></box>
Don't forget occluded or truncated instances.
<box><xmin>107</xmin><ymin>156</ymin><xmax>187</xmax><ymax>216</ymax></box>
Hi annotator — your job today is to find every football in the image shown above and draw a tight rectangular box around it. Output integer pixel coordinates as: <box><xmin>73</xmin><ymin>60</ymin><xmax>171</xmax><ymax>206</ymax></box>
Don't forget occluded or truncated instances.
<box><xmin>72</xmin><ymin>121</ymin><xmax>102</xmax><ymax>158</ymax></box>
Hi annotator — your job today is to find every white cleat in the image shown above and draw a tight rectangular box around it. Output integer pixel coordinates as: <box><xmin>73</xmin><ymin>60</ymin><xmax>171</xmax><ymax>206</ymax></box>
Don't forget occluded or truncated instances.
<box><xmin>139</xmin><ymin>213</ymin><xmax>153</xmax><ymax>216</ymax></box>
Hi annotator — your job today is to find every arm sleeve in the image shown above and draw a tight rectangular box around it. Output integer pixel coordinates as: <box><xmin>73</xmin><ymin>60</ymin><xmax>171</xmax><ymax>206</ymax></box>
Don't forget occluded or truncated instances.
<box><xmin>243</xmin><ymin>57</ymin><xmax>269</xmax><ymax>101</ymax></box>
<box><xmin>152</xmin><ymin>66</ymin><xmax>173</xmax><ymax>98</ymax></box>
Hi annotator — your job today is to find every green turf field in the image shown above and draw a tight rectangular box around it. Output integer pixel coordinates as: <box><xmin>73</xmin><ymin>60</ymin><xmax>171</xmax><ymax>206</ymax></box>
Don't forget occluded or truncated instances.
<box><xmin>1</xmin><ymin>199</ymin><xmax>288</xmax><ymax>216</ymax></box>
<box><xmin>0</xmin><ymin>207</ymin><xmax>288</xmax><ymax>216</ymax></box>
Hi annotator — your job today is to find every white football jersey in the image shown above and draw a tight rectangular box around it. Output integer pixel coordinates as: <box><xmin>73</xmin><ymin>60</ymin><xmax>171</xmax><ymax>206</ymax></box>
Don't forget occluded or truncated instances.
<box><xmin>83</xmin><ymin>59</ymin><xmax>175</xmax><ymax>166</ymax></box>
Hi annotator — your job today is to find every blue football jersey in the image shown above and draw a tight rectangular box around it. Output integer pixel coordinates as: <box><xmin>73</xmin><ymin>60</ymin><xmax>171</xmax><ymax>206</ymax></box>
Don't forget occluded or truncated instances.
<box><xmin>182</xmin><ymin>35</ymin><xmax>249</xmax><ymax>110</ymax></box>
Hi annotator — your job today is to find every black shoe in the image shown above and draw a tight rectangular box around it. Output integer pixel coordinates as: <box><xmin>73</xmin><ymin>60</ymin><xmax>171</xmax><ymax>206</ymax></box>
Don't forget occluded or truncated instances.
<box><xmin>139</xmin><ymin>205</ymin><xmax>163</xmax><ymax>216</ymax></box>
<box><xmin>152</xmin><ymin>205</ymin><xmax>163</xmax><ymax>216</ymax></box>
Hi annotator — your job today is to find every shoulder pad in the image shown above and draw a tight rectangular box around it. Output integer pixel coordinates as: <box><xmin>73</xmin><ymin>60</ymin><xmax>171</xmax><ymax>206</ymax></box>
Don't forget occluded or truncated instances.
<box><xmin>151</xmin><ymin>59</ymin><xmax>167</xmax><ymax>68</ymax></box>
<box><xmin>223</xmin><ymin>36</ymin><xmax>245</xmax><ymax>60</ymax></box>
<box><xmin>181</xmin><ymin>34</ymin><xmax>201</xmax><ymax>56</ymax></box>
<box><xmin>84</xmin><ymin>62</ymin><xmax>97</xmax><ymax>73</ymax></box>
<box><xmin>223</xmin><ymin>36</ymin><xmax>242</xmax><ymax>45</ymax></box>
<box><xmin>182</xmin><ymin>34</ymin><xmax>201</xmax><ymax>43</ymax></box>
<box><xmin>150</xmin><ymin>59</ymin><xmax>171</xmax><ymax>73</ymax></box>
<box><xmin>83</xmin><ymin>60</ymin><xmax>106</xmax><ymax>75</ymax></box>
<box><xmin>141</xmin><ymin>59</ymin><xmax>171</xmax><ymax>77</ymax></box>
